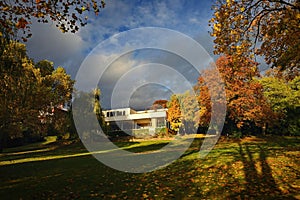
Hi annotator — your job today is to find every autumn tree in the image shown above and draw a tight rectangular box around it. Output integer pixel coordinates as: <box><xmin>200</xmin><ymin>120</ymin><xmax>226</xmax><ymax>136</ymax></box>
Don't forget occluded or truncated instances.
<box><xmin>50</xmin><ymin>67</ymin><xmax>74</xmax><ymax>105</ymax></box>
<box><xmin>43</xmin><ymin>64</ymin><xmax>75</xmax><ymax>138</ymax></box>
<box><xmin>0</xmin><ymin>41</ymin><xmax>46</xmax><ymax>149</ymax></box>
<box><xmin>196</xmin><ymin>70</ymin><xmax>213</xmax><ymax>130</ymax></box>
<box><xmin>0</xmin><ymin>0</ymin><xmax>106</xmax><ymax>41</ymax></box>
<box><xmin>195</xmin><ymin>63</ymin><xmax>227</xmax><ymax>135</ymax></box>
<box><xmin>31</xmin><ymin>60</ymin><xmax>75</xmax><ymax>137</ymax></box>
<box><xmin>0</xmin><ymin>42</ymin><xmax>75</xmax><ymax>150</ymax></box>
<box><xmin>151</xmin><ymin>99</ymin><xmax>168</xmax><ymax>110</ymax></box>
<box><xmin>196</xmin><ymin>56</ymin><xmax>273</xmax><ymax>135</ymax></box>
<box><xmin>167</xmin><ymin>95</ymin><xmax>182</xmax><ymax>135</ymax></box>
<box><xmin>210</xmin><ymin>0</ymin><xmax>300</xmax><ymax>71</ymax></box>
<box><xmin>36</xmin><ymin>59</ymin><xmax>54</xmax><ymax>77</ymax></box>
<box><xmin>263</xmin><ymin>66</ymin><xmax>300</xmax><ymax>81</ymax></box>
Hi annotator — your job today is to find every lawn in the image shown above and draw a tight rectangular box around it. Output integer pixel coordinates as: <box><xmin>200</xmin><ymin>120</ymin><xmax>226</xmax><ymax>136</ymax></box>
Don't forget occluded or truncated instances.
<box><xmin>0</xmin><ymin>135</ymin><xmax>299</xmax><ymax>199</ymax></box>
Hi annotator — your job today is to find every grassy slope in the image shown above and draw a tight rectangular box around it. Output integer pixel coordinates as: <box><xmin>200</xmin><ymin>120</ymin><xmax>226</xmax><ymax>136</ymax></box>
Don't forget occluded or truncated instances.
<box><xmin>0</xmin><ymin>136</ymin><xmax>299</xmax><ymax>199</ymax></box>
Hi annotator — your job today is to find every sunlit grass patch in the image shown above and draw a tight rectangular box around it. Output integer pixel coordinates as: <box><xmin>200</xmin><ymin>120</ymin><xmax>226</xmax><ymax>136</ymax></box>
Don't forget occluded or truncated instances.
<box><xmin>0</xmin><ymin>135</ymin><xmax>299</xmax><ymax>199</ymax></box>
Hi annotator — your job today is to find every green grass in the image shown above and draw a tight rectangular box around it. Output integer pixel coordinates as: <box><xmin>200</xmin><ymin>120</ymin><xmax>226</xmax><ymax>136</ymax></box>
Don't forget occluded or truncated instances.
<box><xmin>0</xmin><ymin>135</ymin><xmax>299</xmax><ymax>199</ymax></box>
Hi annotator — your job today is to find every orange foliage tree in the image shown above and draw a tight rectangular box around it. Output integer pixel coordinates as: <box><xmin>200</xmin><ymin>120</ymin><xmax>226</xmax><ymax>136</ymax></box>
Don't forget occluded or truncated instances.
<box><xmin>151</xmin><ymin>99</ymin><xmax>168</xmax><ymax>110</ymax></box>
<box><xmin>196</xmin><ymin>55</ymin><xmax>273</xmax><ymax>135</ymax></box>
<box><xmin>194</xmin><ymin>63</ymin><xmax>226</xmax><ymax>134</ymax></box>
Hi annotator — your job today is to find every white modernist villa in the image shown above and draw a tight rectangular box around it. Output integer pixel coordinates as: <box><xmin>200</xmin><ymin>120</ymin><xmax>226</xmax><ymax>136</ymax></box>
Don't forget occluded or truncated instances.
<box><xmin>102</xmin><ymin>108</ymin><xmax>167</xmax><ymax>136</ymax></box>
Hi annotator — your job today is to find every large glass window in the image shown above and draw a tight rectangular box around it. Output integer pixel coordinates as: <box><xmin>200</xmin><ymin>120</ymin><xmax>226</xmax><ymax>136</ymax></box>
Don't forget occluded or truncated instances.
<box><xmin>157</xmin><ymin>117</ymin><xmax>166</xmax><ymax>127</ymax></box>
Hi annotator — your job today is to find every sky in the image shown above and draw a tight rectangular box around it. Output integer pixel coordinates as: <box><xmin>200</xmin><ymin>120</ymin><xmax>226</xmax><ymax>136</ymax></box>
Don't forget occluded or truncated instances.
<box><xmin>24</xmin><ymin>0</ymin><xmax>244</xmax><ymax>110</ymax></box>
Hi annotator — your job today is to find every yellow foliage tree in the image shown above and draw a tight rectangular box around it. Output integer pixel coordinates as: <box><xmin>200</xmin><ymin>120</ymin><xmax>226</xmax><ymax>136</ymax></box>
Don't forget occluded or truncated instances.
<box><xmin>210</xmin><ymin>0</ymin><xmax>300</xmax><ymax>71</ymax></box>
<box><xmin>167</xmin><ymin>95</ymin><xmax>182</xmax><ymax>135</ymax></box>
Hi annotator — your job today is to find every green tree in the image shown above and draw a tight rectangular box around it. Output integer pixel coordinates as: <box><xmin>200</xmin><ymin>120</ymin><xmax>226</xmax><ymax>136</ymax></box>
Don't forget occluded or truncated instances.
<box><xmin>72</xmin><ymin>89</ymin><xmax>107</xmax><ymax>143</ymax></box>
<box><xmin>288</xmin><ymin>76</ymin><xmax>300</xmax><ymax>135</ymax></box>
<box><xmin>259</xmin><ymin>74</ymin><xmax>300</xmax><ymax>135</ymax></box>
<box><xmin>177</xmin><ymin>91</ymin><xmax>198</xmax><ymax>134</ymax></box>
<box><xmin>210</xmin><ymin>0</ymin><xmax>300</xmax><ymax>71</ymax></box>
<box><xmin>94</xmin><ymin>88</ymin><xmax>107</xmax><ymax>134</ymax></box>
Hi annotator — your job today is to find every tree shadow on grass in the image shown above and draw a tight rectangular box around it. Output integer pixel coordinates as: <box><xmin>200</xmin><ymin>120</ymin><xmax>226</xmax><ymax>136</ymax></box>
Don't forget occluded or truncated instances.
<box><xmin>112</xmin><ymin>141</ymin><xmax>140</xmax><ymax>148</ymax></box>
<box><xmin>179</xmin><ymin>137</ymin><xmax>205</xmax><ymax>158</ymax></box>
<box><xmin>231</xmin><ymin>143</ymin><xmax>297</xmax><ymax>199</ymax></box>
